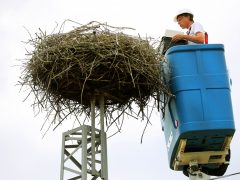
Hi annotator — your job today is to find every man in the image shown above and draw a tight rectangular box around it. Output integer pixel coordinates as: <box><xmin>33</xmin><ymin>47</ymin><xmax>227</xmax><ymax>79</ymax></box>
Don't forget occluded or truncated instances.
<box><xmin>172</xmin><ymin>9</ymin><xmax>206</xmax><ymax>44</ymax></box>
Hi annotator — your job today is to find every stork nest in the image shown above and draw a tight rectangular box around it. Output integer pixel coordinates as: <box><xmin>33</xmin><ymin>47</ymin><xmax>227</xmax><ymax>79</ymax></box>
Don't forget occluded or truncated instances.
<box><xmin>20</xmin><ymin>21</ymin><xmax>171</xmax><ymax>133</ymax></box>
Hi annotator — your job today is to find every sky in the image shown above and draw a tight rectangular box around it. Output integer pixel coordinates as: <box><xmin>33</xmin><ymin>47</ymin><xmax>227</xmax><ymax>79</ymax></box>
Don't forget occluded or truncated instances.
<box><xmin>1</xmin><ymin>0</ymin><xmax>240</xmax><ymax>179</ymax></box>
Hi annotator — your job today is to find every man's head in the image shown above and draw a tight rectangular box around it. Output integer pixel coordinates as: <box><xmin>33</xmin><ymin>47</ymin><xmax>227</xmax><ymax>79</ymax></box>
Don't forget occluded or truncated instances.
<box><xmin>174</xmin><ymin>9</ymin><xmax>194</xmax><ymax>29</ymax></box>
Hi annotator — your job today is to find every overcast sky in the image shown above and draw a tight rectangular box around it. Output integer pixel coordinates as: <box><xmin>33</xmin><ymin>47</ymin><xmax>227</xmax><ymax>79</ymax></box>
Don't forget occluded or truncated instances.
<box><xmin>1</xmin><ymin>0</ymin><xmax>240</xmax><ymax>179</ymax></box>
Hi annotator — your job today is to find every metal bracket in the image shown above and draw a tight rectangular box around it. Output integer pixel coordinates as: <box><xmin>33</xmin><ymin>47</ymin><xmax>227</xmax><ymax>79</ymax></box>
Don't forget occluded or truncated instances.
<box><xmin>173</xmin><ymin>136</ymin><xmax>232</xmax><ymax>171</ymax></box>
<box><xmin>186</xmin><ymin>160</ymin><xmax>210</xmax><ymax>179</ymax></box>
<box><xmin>184</xmin><ymin>160</ymin><xmax>210</xmax><ymax>180</ymax></box>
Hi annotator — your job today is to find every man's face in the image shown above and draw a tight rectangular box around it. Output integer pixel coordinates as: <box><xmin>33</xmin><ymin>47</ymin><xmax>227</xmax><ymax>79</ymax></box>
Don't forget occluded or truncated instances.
<box><xmin>177</xmin><ymin>16</ymin><xmax>190</xmax><ymax>29</ymax></box>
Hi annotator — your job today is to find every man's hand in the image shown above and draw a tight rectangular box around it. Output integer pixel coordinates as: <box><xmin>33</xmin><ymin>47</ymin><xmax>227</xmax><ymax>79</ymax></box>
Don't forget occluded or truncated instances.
<box><xmin>172</xmin><ymin>32</ymin><xmax>204</xmax><ymax>44</ymax></box>
<box><xmin>171</xmin><ymin>34</ymin><xmax>185</xmax><ymax>42</ymax></box>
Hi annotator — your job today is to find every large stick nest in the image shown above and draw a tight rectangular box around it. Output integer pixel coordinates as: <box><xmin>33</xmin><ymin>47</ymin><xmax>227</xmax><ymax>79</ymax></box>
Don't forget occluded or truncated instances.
<box><xmin>20</xmin><ymin>21</ymin><xmax>171</xmax><ymax>134</ymax></box>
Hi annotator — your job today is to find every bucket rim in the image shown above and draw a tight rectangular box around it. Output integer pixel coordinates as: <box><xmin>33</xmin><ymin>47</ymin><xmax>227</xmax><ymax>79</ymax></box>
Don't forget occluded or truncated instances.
<box><xmin>165</xmin><ymin>44</ymin><xmax>224</xmax><ymax>55</ymax></box>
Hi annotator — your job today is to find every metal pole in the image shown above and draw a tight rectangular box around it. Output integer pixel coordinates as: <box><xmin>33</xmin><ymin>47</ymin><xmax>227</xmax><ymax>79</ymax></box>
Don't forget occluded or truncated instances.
<box><xmin>60</xmin><ymin>133</ymin><xmax>66</xmax><ymax>180</ymax></box>
<box><xmin>82</xmin><ymin>126</ymin><xmax>88</xmax><ymax>180</ymax></box>
<box><xmin>102</xmin><ymin>129</ymin><xmax>108</xmax><ymax>180</ymax></box>
<box><xmin>91</xmin><ymin>96</ymin><xmax>96</xmax><ymax>175</ymax></box>
<box><xmin>99</xmin><ymin>95</ymin><xmax>105</xmax><ymax>135</ymax></box>
<box><xmin>99</xmin><ymin>95</ymin><xmax>108</xmax><ymax>179</ymax></box>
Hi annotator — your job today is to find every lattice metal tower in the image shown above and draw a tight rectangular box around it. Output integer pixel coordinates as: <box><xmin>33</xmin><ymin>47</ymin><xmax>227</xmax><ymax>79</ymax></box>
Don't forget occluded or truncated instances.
<box><xmin>60</xmin><ymin>96</ymin><xmax>108</xmax><ymax>180</ymax></box>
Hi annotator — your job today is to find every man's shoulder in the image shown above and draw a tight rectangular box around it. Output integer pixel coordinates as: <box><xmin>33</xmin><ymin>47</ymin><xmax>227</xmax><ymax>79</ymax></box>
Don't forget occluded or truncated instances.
<box><xmin>192</xmin><ymin>22</ymin><xmax>203</xmax><ymax>27</ymax></box>
<box><xmin>191</xmin><ymin>22</ymin><xmax>204</xmax><ymax>32</ymax></box>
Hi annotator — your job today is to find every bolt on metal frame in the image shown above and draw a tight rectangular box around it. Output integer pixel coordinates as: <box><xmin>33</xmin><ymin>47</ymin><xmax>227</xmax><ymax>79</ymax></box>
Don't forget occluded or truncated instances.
<box><xmin>188</xmin><ymin>160</ymin><xmax>210</xmax><ymax>180</ymax></box>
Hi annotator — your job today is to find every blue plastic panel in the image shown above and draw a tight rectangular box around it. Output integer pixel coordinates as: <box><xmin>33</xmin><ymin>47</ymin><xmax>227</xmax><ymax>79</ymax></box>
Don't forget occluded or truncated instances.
<box><xmin>162</xmin><ymin>44</ymin><xmax>235</xmax><ymax>170</ymax></box>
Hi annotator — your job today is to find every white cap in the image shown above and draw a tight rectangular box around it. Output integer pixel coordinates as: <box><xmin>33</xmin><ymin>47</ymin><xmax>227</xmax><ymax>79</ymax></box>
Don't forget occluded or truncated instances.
<box><xmin>174</xmin><ymin>9</ymin><xmax>193</xmax><ymax>22</ymax></box>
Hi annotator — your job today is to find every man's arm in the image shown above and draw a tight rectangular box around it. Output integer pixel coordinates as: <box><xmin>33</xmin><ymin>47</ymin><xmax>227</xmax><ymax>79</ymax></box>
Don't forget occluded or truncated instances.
<box><xmin>172</xmin><ymin>32</ymin><xmax>205</xmax><ymax>44</ymax></box>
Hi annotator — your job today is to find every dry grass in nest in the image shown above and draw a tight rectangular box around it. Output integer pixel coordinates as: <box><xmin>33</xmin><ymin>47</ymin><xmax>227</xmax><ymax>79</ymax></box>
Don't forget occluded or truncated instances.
<box><xmin>19</xmin><ymin>21</ymin><xmax>171</xmax><ymax>137</ymax></box>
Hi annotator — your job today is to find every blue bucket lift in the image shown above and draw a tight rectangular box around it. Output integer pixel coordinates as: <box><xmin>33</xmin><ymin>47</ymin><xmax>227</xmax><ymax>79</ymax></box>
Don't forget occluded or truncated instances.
<box><xmin>161</xmin><ymin>44</ymin><xmax>235</xmax><ymax>177</ymax></box>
